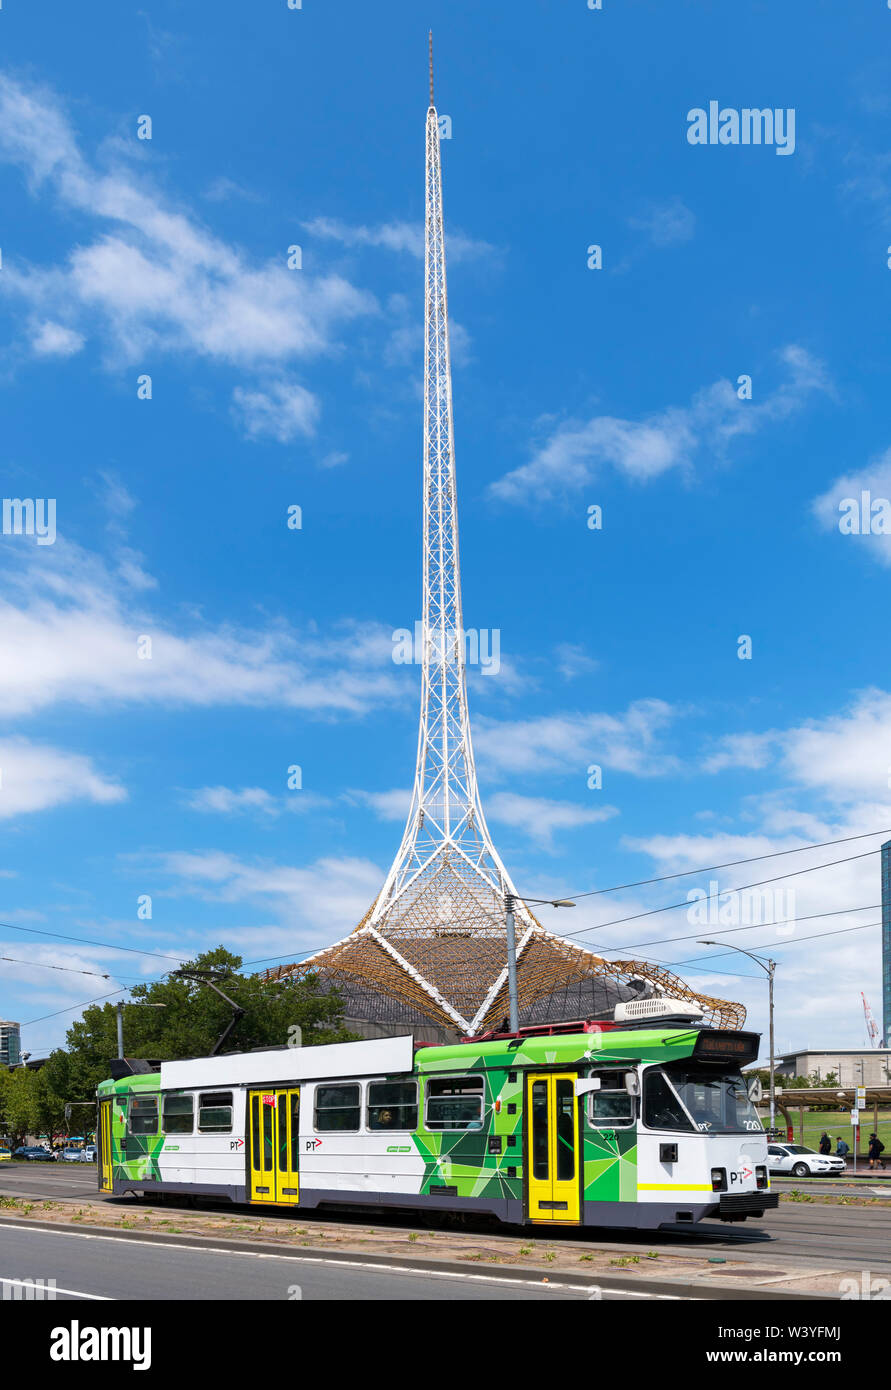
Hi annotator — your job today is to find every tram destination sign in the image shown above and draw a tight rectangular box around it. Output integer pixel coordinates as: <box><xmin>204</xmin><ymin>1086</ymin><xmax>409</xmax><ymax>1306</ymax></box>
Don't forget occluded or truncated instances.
<box><xmin>692</xmin><ymin>1031</ymin><xmax>760</xmax><ymax>1065</ymax></box>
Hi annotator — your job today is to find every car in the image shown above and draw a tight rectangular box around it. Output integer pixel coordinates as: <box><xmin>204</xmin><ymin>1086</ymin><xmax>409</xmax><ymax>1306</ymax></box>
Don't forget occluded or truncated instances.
<box><xmin>83</xmin><ymin>1144</ymin><xmax>97</xmax><ymax>1162</ymax></box>
<box><xmin>767</xmin><ymin>1143</ymin><xmax>846</xmax><ymax>1178</ymax></box>
<box><xmin>12</xmin><ymin>1145</ymin><xmax>56</xmax><ymax>1162</ymax></box>
<box><xmin>0</xmin><ymin>1148</ymin><xmax>10</xmax><ymax>1162</ymax></box>
<box><xmin>60</xmin><ymin>1147</ymin><xmax>88</xmax><ymax>1162</ymax></box>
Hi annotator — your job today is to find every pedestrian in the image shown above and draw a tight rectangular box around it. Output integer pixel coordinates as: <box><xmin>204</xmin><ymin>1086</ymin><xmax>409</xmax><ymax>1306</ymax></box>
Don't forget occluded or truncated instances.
<box><xmin>836</xmin><ymin>1136</ymin><xmax>849</xmax><ymax>1164</ymax></box>
<box><xmin>819</xmin><ymin>1132</ymin><xmax>831</xmax><ymax>1155</ymax></box>
<box><xmin>868</xmin><ymin>1133</ymin><xmax>885</xmax><ymax>1170</ymax></box>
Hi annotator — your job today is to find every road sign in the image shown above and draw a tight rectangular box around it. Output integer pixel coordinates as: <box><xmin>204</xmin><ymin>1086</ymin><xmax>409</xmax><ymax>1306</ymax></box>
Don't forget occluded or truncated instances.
<box><xmin>850</xmin><ymin>1109</ymin><xmax>860</xmax><ymax>1125</ymax></box>
<box><xmin>857</xmin><ymin>1087</ymin><xmax>866</xmax><ymax>1109</ymax></box>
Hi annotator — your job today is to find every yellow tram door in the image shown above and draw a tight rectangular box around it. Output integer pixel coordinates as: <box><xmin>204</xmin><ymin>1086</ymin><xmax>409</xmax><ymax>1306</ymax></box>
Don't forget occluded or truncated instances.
<box><xmin>98</xmin><ymin>1099</ymin><xmax>113</xmax><ymax>1193</ymax></box>
<box><xmin>526</xmin><ymin>1073</ymin><xmax>580</xmax><ymax>1224</ymax></box>
<box><xmin>248</xmin><ymin>1088</ymin><xmax>300</xmax><ymax>1205</ymax></box>
<box><xmin>275</xmin><ymin>1088</ymin><xmax>300</xmax><ymax>1204</ymax></box>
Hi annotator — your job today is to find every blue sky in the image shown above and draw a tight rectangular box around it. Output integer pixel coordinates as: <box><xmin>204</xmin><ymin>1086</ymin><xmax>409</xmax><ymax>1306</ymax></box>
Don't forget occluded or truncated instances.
<box><xmin>1</xmin><ymin>0</ymin><xmax>890</xmax><ymax>1059</ymax></box>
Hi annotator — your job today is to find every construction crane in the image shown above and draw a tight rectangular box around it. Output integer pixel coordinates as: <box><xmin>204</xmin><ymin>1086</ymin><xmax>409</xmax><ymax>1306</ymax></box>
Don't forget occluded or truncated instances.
<box><xmin>862</xmin><ymin>992</ymin><xmax>881</xmax><ymax>1048</ymax></box>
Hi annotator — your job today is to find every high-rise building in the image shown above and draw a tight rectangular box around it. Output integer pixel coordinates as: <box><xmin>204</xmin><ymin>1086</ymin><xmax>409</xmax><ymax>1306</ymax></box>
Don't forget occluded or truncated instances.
<box><xmin>0</xmin><ymin>1020</ymin><xmax>21</xmax><ymax>1068</ymax></box>
<box><xmin>267</xmin><ymin>44</ymin><xmax>745</xmax><ymax>1039</ymax></box>
<box><xmin>882</xmin><ymin>839</ymin><xmax>891</xmax><ymax>1046</ymax></box>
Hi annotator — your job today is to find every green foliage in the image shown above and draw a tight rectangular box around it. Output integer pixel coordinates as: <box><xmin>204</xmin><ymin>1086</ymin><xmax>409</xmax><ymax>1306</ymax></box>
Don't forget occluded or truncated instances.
<box><xmin>62</xmin><ymin>947</ymin><xmax>356</xmax><ymax>1094</ymax></box>
<box><xmin>0</xmin><ymin>1068</ymin><xmax>40</xmax><ymax>1148</ymax></box>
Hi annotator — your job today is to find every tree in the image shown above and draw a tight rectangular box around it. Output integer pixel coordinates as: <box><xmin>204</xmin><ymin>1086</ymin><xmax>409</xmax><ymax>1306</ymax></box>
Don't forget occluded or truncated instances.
<box><xmin>0</xmin><ymin>1068</ymin><xmax>40</xmax><ymax>1148</ymax></box>
<box><xmin>35</xmin><ymin>1051</ymin><xmax>77</xmax><ymax>1144</ymax></box>
<box><xmin>64</xmin><ymin>947</ymin><xmax>356</xmax><ymax>1095</ymax></box>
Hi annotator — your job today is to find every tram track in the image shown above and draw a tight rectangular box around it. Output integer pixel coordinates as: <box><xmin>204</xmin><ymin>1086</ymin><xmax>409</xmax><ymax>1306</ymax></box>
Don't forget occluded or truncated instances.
<box><xmin>2</xmin><ymin>1162</ymin><xmax>888</xmax><ymax>1278</ymax></box>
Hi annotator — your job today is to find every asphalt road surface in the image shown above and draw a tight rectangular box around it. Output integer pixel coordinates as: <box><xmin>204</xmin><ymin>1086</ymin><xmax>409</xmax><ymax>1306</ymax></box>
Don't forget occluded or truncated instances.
<box><xmin>0</xmin><ymin>1224</ymin><xmax>657</xmax><ymax>1301</ymax></box>
<box><xmin>3</xmin><ymin>1161</ymin><xmax>889</xmax><ymax>1278</ymax></box>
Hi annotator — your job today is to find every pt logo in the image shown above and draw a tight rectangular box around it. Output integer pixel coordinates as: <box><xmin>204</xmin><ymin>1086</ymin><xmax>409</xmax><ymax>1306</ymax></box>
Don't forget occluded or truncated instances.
<box><xmin>305</xmin><ymin>1138</ymin><xmax>322</xmax><ymax>1151</ymax></box>
<box><xmin>729</xmin><ymin>1165</ymin><xmax>753</xmax><ymax>1185</ymax></box>
<box><xmin>230</xmin><ymin>1139</ymin><xmax>245</xmax><ymax>1151</ymax></box>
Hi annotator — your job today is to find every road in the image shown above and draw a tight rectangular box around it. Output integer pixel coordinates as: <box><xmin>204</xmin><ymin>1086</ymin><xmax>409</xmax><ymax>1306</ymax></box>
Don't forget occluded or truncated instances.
<box><xmin>0</xmin><ymin>1223</ymin><xmax>656</xmax><ymax>1301</ymax></box>
<box><xmin>3</xmin><ymin>1162</ymin><xmax>889</xmax><ymax>1279</ymax></box>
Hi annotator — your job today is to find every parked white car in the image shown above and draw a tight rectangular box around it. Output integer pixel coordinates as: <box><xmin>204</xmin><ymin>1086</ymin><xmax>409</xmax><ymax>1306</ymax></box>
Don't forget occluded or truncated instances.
<box><xmin>59</xmin><ymin>1147</ymin><xmax>88</xmax><ymax>1162</ymax></box>
<box><xmin>767</xmin><ymin>1143</ymin><xmax>846</xmax><ymax>1177</ymax></box>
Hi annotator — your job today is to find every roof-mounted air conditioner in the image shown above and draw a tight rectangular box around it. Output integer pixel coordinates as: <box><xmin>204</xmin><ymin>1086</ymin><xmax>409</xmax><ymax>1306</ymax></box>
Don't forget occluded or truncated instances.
<box><xmin>614</xmin><ymin>997</ymin><xmax>704</xmax><ymax>1023</ymax></box>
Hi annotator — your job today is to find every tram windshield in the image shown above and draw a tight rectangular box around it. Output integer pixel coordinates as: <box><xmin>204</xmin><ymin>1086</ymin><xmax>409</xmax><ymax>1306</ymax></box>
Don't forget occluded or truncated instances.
<box><xmin>644</xmin><ymin>1064</ymin><xmax>763</xmax><ymax>1135</ymax></box>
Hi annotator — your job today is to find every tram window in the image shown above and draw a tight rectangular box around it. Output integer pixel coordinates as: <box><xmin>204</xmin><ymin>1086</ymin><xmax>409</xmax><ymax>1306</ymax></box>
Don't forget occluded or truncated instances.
<box><xmin>587</xmin><ymin>1072</ymin><xmax>634</xmax><ymax>1128</ymax></box>
<box><xmin>642</xmin><ymin>1070</ymin><xmax>694</xmax><ymax>1132</ymax></box>
<box><xmin>531</xmin><ymin>1080</ymin><xmax>549</xmax><ymax>1179</ymax></box>
<box><xmin>425</xmin><ymin>1076</ymin><xmax>484</xmax><ymax>1130</ymax></box>
<box><xmin>290</xmin><ymin>1092</ymin><xmax>300</xmax><ymax>1171</ymax></box>
<box><xmin>367</xmin><ymin>1081</ymin><xmax>418</xmax><ymax>1130</ymax></box>
<box><xmin>198</xmin><ymin>1091</ymin><xmax>233</xmax><ymax>1133</ymax></box>
<box><xmin>129</xmin><ymin>1095</ymin><xmax>158</xmax><ymax>1136</ymax></box>
<box><xmin>163</xmin><ymin>1093</ymin><xmax>194</xmax><ymax>1134</ymax></box>
<box><xmin>556</xmin><ymin>1079</ymin><xmax>577</xmax><ymax>1180</ymax></box>
<box><xmin>315</xmin><ymin>1084</ymin><xmax>361</xmax><ymax>1132</ymax></box>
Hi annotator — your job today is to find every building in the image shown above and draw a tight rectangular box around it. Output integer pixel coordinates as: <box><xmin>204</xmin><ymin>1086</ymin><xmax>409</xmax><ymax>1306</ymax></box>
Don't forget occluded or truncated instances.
<box><xmin>882</xmin><ymin>838</ymin><xmax>891</xmax><ymax>1045</ymax></box>
<box><xmin>775</xmin><ymin>1047</ymin><xmax>891</xmax><ymax>1088</ymax></box>
<box><xmin>266</xmin><ymin>46</ymin><xmax>745</xmax><ymax>1041</ymax></box>
<box><xmin>0</xmin><ymin>1020</ymin><xmax>21</xmax><ymax>1068</ymax></box>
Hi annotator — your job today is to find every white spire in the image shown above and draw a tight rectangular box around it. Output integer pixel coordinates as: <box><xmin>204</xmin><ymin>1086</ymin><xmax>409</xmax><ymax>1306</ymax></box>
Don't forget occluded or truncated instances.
<box><xmin>367</xmin><ymin>56</ymin><xmax>535</xmax><ymax>1032</ymax></box>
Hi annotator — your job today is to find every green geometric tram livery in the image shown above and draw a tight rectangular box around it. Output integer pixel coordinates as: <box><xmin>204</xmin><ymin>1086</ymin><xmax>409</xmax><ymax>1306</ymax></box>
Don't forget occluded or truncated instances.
<box><xmin>96</xmin><ymin>1008</ymin><xmax>777</xmax><ymax>1230</ymax></box>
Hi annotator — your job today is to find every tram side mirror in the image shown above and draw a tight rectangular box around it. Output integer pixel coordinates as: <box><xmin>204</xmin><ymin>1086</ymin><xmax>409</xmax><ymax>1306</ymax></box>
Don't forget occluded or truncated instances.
<box><xmin>574</xmin><ymin>1078</ymin><xmax>601</xmax><ymax>1098</ymax></box>
<box><xmin>624</xmin><ymin>1073</ymin><xmax>640</xmax><ymax>1097</ymax></box>
<box><xmin>747</xmin><ymin>1076</ymin><xmax>763</xmax><ymax>1103</ymax></box>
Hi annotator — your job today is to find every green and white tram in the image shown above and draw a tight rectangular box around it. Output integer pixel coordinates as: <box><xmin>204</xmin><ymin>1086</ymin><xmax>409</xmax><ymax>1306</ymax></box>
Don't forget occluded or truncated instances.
<box><xmin>96</xmin><ymin>998</ymin><xmax>777</xmax><ymax>1230</ymax></box>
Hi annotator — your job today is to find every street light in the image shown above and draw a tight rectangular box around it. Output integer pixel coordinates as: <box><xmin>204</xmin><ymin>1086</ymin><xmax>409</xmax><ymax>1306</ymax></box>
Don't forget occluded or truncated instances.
<box><xmin>698</xmin><ymin>940</ymin><xmax>777</xmax><ymax>1133</ymax></box>
<box><xmin>504</xmin><ymin>894</ymin><xmax>576</xmax><ymax>1033</ymax></box>
<box><xmin>115</xmin><ymin>1000</ymin><xmax>166</xmax><ymax>1060</ymax></box>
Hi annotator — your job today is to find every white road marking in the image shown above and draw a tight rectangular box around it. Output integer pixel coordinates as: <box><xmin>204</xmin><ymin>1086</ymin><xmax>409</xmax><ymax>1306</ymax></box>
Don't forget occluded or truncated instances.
<box><xmin>0</xmin><ymin>1224</ymin><xmax>682</xmax><ymax>1297</ymax></box>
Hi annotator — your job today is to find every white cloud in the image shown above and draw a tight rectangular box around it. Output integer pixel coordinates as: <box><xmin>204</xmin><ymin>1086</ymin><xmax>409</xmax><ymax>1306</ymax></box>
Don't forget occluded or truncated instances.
<box><xmin>701</xmin><ymin>689</ymin><xmax>891</xmax><ymax>804</ymax></box>
<box><xmin>348</xmin><ymin>787</ymin><xmax>412</xmax><ymax>821</ymax></box>
<box><xmin>186</xmin><ymin>787</ymin><xmax>280</xmax><ymax>816</ymax></box>
<box><xmin>30</xmin><ymin>319</ymin><xmax>84</xmax><ymax>356</ymax></box>
<box><xmin>702</xmin><ymin>731</ymin><xmax>776</xmax><ymax>773</ymax></box>
<box><xmin>157</xmin><ymin>850</ymin><xmax>384</xmax><ymax>952</ymax></box>
<box><xmin>302</xmin><ymin>217</ymin><xmax>495</xmax><ymax>264</ymax></box>
<box><xmin>812</xmin><ymin>447</ymin><xmax>891</xmax><ymax>566</ymax></box>
<box><xmin>628</xmin><ymin>197</ymin><xmax>696</xmax><ymax>247</ymax></box>
<box><xmin>0</xmin><ymin>536</ymin><xmax>407</xmax><ymax>719</ymax></box>
<box><xmin>491</xmin><ymin>346</ymin><xmax>831</xmax><ymax>504</ymax></box>
<box><xmin>0</xmin><ymin>76</ymin><xmax>375</xmax><ymax>387</ymax></box>
<box><xmin>554</xmin><ymin>643</ymin><xmax>599</xmax><ymax>681</ymax></box>
<box><xmin>231</xmin><ymin>379</ymin><xmax>320</xmax><ymax>442</ymax></box>
<box><xmin>185</xmin><ymin>786</ymin><xmax>331</xmax><ymax>816</ymax></box>
<box><xmin>0</xmin><ymin>737</ymin><xmax>125</xmax><ymax>818</ymax></box>
<box><xmin>486</xmin><ymin>791</ymin><xmax>618</xmax><ymax>848</ymax></box>
<box><xmin>780</xmin><ymin>689</ymin><xmax>891</xmax><ymax>801</ymax></box>
<box><xmin>474</xmin><ymin>700</ymin><xmax>681</xmax><ymax>779</ymax></box>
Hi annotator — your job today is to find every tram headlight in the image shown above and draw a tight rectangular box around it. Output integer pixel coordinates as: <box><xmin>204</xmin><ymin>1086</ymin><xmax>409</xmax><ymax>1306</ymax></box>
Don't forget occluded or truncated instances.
<box><xmin>711</xmin><ymin>1167</ymin><xmax>727</xmax><ymax>1192</ymax></box>
<box><xmin>755</xmin><ymin>1165</ymin><xmax>768</xmax><ymax>1190</ymax></box>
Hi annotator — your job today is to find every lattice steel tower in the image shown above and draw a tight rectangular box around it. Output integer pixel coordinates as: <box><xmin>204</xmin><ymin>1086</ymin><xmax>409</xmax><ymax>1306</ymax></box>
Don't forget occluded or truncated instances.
<box><xmin>268</xmin><ymin>43</ymin><xmax>745</xmax><ymax>1038</ymax></box>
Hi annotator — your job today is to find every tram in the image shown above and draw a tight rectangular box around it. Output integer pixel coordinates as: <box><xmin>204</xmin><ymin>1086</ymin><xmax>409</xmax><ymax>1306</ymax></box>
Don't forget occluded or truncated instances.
<box><xmin>96</xmin><ymin>997</ymin><xmax>777</xmax><ymax>1229</ymax></box>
